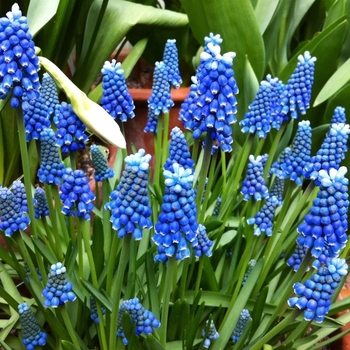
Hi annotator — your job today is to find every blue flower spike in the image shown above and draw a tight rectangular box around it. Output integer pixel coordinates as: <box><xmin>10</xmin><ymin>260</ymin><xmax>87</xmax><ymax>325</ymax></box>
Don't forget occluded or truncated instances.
<box><xmin>242</xmin><ymin>260</ymin><xmax>256</xmax><ymax>285</ymax></box>
<box><xmin>0</xmin><ymin>186</ymin><xmax>30</xmax><ymax>236</ymax></box>
<box><xmin>11</xmin><ymin>179</ymin><xmax>27</xmax><ymax>212</ymax></box>
<box><xmin>37</xmin><ymin>128</ymin><xmax>65</xmax><ymax>185</ymax></box>
<box><xmin>288</xmin><ymin>258</ymin><xmax>348</xmax><ymax>322</ymax></box>
<box><xmin>60</xmin><ymin>168</ymin><xmax>95</xmax><ymax>220</ymax></box>
<box><xmin>287</xmin><ymin>242</ymin><xmax>310</xmax><ymax>272</ymax></box>
<box><xmin>90</xmin><ymin>144</ymin><xmax>114</xmax><ymax>181</ymax></box>
<box><xmin>42</xmin><ymin>262</ymin><xmax>76</xmax><ymax>307</ymax></box>
<box><xmin>24</xmin><ymin>262</ymin><xmax>42</xmax><ymax>283</ymax></box>
<box><xmin>41</xmin><ymin>72</ymin><xmax>60</xmax><ymax>118</ymax></box>
<box><xmin>22</xmin><ymin>91</ymin><xmax>50</xmax><ymax>141</ymax></box>
<box><xmin>247</xmin><ymin>195</ymin><xmax>279</xmax><ymax>236</ymax></box>
<box><xmin>148</xmin><ymin>61</ymin><xmax>174</xmax><ymax>116</ymax></box>
<box><xmin>232</xmin><ymin>309</ymin><xmax>251</xmax><ymax>342</ymax></box>
<box><xmin>304</xmin><ymin>123</ymin><xmax>350</xmax><ymax>182</ymax></box>
<box><xmin>144</xmin><ymin>108</ymin><xmax>159</xmax><ymax>133</ymax></box>
<box><xmin>297</xmin><ymin>167</ymin><xmax>349</xmax><ymax>259</ymax></box>
<box><xmin>269</xmin><ymin>177</ymin><xmax>284</xmax><ymax>206</ymax></box>
<box><xmin>269</xmin><ymin>147</ymin><xmax>292</xmax><ymax>179</ymax></box>
<box><xmin>281</xmin><ymin>120</ymin><xmax>312</xmax><ymax>185</ymax></box>
<box><xmin>194</xmin><ymin>224</ymin><xmax>213</xmax><ymax>258</ymax></box>
<box><xmin>0</xmin><ymin>3</ymin><xmax>41</xmax><ymax>108</ymax></box>
<box><xmin>117</xmin><ymin>298</ymin><xmax>160</xmax><ymax>345</ymax></box>
<box><xmin>100</xmin><ymin>59</ymin><xmax>135</xmax><ymax>121</ymax></box>
<box><xmin>163</xmin><ymin>39</ymin><xmax>182</xmax><ymax>88</ymax></box>
<box><xmin>54</xmin><ymin>102</ymin><xmax>88</xmax><ymax>153</ymax></box>
<box><xmin>179</xmin><ymin>38</ymin><xmax>238</xmax><ymax>153</ymax></box>
<box><xmin>164</xmin><ymin>126</ymin><xmax>194</xmax><ymax>172</ymax></box>
<box><xmin>213</xmin><ymin>197</ymin><xmax>222</xmax><ymax>216</ymax></box>
<box><xmin>281</xmin><ymin>51</ymin><xmax>316</xmax><ymax>119</ymax></box>
<box><xmin>152</xmin><ymin>163</ymin><xmax>199</xmax><ymax>262</ymax></box>
<box><xmin>90</xmin><ymin>295</ymin><xmax>106</xmax><ymax>324</ymax></box>
<box><xmin>241</xmin><ymin>155</ymin><xmax>269</xmax><ymax>201</ymax></box>
<box><xmin>331</xmin><ymin>106</ymin><xmax>346</xmax><ymax>124</ymax></box>
<box><xmin>33</xmin><ymin>187</ymin><xmax>50</xmax><ymax>218</ymax></box>
<box><xmin>202</xmin><ymin>320</ymin><xmax>219</xmax><ymax>348</ymax></box>
<box><xmin>105</xmin><ymin>149</ymin><xmax>152</xmax><ymax>240</ymax></box>
<box><xmin>18</xmin><ymin>303</ymin><xmax>47</xmax><ymax>350</ymax></box>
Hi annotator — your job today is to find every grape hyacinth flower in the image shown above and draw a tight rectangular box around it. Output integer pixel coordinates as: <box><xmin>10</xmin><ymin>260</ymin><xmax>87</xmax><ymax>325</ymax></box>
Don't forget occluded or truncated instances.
<box><xmin>194</xmin><ymin>224</ymin><xmax>213</xmax><ymax>258</ymax></box>
<box><xmin>281</xmin><ymin>51</ymin><xmax>316</xmax><ymax>119</ymax></box>
<box><xmin>90</xmin><ymin>296</ymin><xmax>106</xmax><ymax>324</ymax></box>
<box><xmin>304</xmin><ymin>123</ymin><xmax>350</xmax><ymax>183</ymax></box>
<box><xmin>60</xmin><ymin>168</ymin><xmax>95</xmax><ymax>220</ymax></box>
<box><xmin>100</xmin><ymin>59</ymin><xmax>135</xmax><ymax>121</ymax></box>
<box><xmin>242</xmin><ymin>260</ymin><xmax>256</xmax><ymax>285</ymax></box>
<box><xmin>54</xmin><ymin>102</ymin><xmax>88</xmax><ymax>153</ymax></box>
<box><xmin>105</xmin><ymin>149</ymin><xmax>152</xmax><ymax>240</ymax></box>
<box><xmin>213</xmin><ymin>197</ymin><xmax>222</xmax><ymax>216</ymax></box>
<box><xmin>0</xmin><ymin>4</ymin><xmax>41</xmax><ymax>108</ymax></box>
<box><xmin>179</xmin><ymin>39</ymin><xmax>238</xmax><ymax>152</ymax></box>
<box><xmin>247</xmin><ymin>195</ymin><xmax>279</xmax><ymax>236</ymax></box>
<box><xmin>241</xmin><ymin>155</ymin><xmax>269</xmax><ymax>201</ymax></box>
<box><xmin>148</xmin><ymin>61</ymin><xmax>174</xmax><ymax>115</ymax></box>
<box><xmin>297</xmin><ymin>167</ymin><xmax>348</xmax><ymax>259</ymax></box>
<box><xmin>37</xmin><ymin>128</ymin><xmax>65</xmax><ymax>185</ymax></box>
<box><xmin>152</xmin><ymin>163</ymin><xmax>198</xmax><ymax>262</ymax></box>
<box><xmin>269</xmin><ymin>177</ymin><xmax>284</xmax><ymax>206</ymax></box>
<box><xmin>117</xmin><ymin>298</ymin><xmax>160</xmax><ymax>345</ymax></box>
<box><xmin>0</xmin><ymin>186</ymin><xmax>30</xmax><ymax>235</ymax></box>
<box><xmin>281</xmin><ymin>120</ymin><xmax>312</xmax><ymax>185</ymax></box>
<box><xmin>163</xmin><ymin>39</ymin><xmax>182</xmax><ymax>88</ymax></box>
<box><xmin>90</xmin><ymin>144</ymin><xmax>114</xmax><ymax>181</ymax></box>
<box><xmin>204</xmin><ymin>33</ymin><xmax>223</xmax><ymax>51</ymax></box>
<box><xmin>41</xmin><ymin>72</ymin><xmax>60</xmax><ymax>117</ymax></box>
<box><xmin>24</xmin><ymin>262</ymin><xmax>42</xmax><ymax>283</ymax></box>
<box><xmin>33</xmin><ymin>187</ymin><xmax>50</xmax><ymax>218</ymax></box>
<box><xmin>202</xmin><ymin>320</ymin><xmax>219</xmax><ymax>348</ymax></box>
<box><xmin>288</xmin><ymin>258</ymin><xmax>348</xmax><ymax>322</ymax></box>
<box><xmin>164</xmin><ymin>127</ymin><xmax>194</xmax><ymax>172</ymax></box>
<box><xmin>287</xmin><ymin>243</ymin><xmax>310</xmax><ymax>272</ymax></box>
<box><xmin>331</xmin><ymin>106</ymin><xmax>346</xmax><ymax>124</ymax></box>
<box><xmin>232</xmin><ymin>309</ymin><xmax>251</xmax><ymax>342</ymax></box>
<box><xmin>11</xmin><ymin>179</ymin><xmax>27</xmax><ymax>212</ymax></box>
<box><xmin>22</xmin><ymin>91</ymin><xmax>50</xmax><ymax>141</ymax></box>
<box><xmin>269</xmin><ymin>147</ymin><xmax>292</xmax><ymax>179</ymax></box>
<box><xmin>179</xmin><ymin>83</ymin><xmax>198</xmax><ymax>129</ymax></box>
<box><xmin>144</xmin><ymin>108</ymin><xmax>158</xmax><ymax>133</ymax></box>
<box><xmin>42</xmin><ymin>262</ymin><xmax>76</xmax><ymax>307</ymax></box>
<box><xmin>18</xmin><ymin>303</ymin><xmax>47</xmax><ymax>350</ymax></box>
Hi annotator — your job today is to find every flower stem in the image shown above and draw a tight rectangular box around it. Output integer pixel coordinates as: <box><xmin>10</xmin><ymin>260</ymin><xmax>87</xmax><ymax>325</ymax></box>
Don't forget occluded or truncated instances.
<box><xmin>57</xmin><ymin>306</ymin><xmax>81</xmax><ymax>348</ymax></box>
<box><xmin>154</xmin><ymin>114</ymin><xmax>163</xmax><ymax>186</ymax></box>
<box><xmin>51</xmin><ymin>185</ymin><xmax>69</xmax><ymax>245</ymax></box>
<box><xmin>16</xmin><ymin>109</ymin><xmax>37</xmax><ymax>238</ymax></box>
<box><xmin>102</xmin><ymin>179</ymin><xmax>112</xmax><ymax>259</ymax></box>
<box><xmin>108</xmin><ymin>234</ymin><xmax>131</xmax><ymax>350</ymax></box>
<box><xmin>161</xmin><ymin>111</ymin><xmax>170</xmax><ymax>166</ymax></box>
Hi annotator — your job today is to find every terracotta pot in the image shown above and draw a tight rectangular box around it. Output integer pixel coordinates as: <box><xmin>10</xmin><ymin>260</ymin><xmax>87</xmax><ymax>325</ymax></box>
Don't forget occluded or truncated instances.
<box><xmin>123</xmin><ymin>87</ymin><xmax>190</xmax><ymax>168</ymax></box>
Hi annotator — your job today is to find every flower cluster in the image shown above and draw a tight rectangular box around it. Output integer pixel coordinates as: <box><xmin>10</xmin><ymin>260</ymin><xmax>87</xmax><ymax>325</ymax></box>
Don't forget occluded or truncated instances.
<box><xmin>153</xmin><ymin>163</ymin><xmax>198</xmax><ymax>262</ymax></box>
<box><xmin>11</xmin><ymin>179</ymin><xmax>27</xmax><ymax>212</ymax></box>
<box><xmin>163</xmin><ymin>39</ymin><xmax>182</xmax><ymax>88</ymax></box>
<box><xmin>296</xmin><ymin>167</ymin><xmax>348</xmax><ymax>259</ymax></box>
<box><xmin>288</xmin><ymin>258</ymin><xmax>348</xmax><ymax>322</ymax></box>
<box><xmin>202</xmin><ymin>320</ymin><xmax>219</xmax><ymax>348</ymax></box>
<box><xmin>213</xmin><ymin>197</ymin><xmax>222</xmax><ymax>216</ymax></box>
<box><xmin>269</xmin><ymin>147</ymin><xmax>292</xmax><ymax>179</ymax></box>
<box><xmin>0</xmin><ymin>186</ymin><xmax>30</xmax><ymax>235</ymax></box>
<box><xmin>241</xmin><ymin>155</ymin><xmax>269</xmax><ymax>201</ymax></box>
<box><xmin>105</xmin><ymin>149</ymin><xmax>152</xmax><ymax>240</ymax></box>
<box><xmin>41</xmin><ymin>72</ymin><xmax>59</xmax><ymax>118</ymax></box>
<box><xmin>0</xmin><ymin>4</ymin><xmax>40</xmax><ymax>108</ymax></box>
<box><xmin>54</xmin><ymin>102</ymin><xmax>88</xmax><ymax>153</ymax></box>
<box><xmin>269</xmin><ymin>177</ymin><xmax>284</xmax><ymax>206</ymax></box>
<box><xmin>247</xmin><ymin>195</ymin><xmax>279</xmax><ymax>236</ymax></box>
<box><xmin>90</xmin><ymin>296</ymin><xmax>106</xmax><ymax>324</ymax></box>
<box><xmin>179</xmin><ymin>35</ymin><xmax>238</xmax><ymax>152</ymax></box>
<box><xmin>331</xmin><ymin>106</ymin><xmax>346</xmax><ymax>124</ymax></box>
<box><xmin>193</xmin><ymin>224</ymin><xmax>213</xmax><ymax>258</ymax></box>
<box><xmin>164</xmin><ymin>127</ymin><xmax>194</xmax><ymax>172</ymax></box>
<box><xmin>22</xmin><ymin>91</ymin><xmax>50</xmax><ymax>141</ymax></box>
<box><xmin>18</xmin><ymin>303</ymin><xmax>47</xmax><ymax>350</ymax></box>
<box><xmin>242</xmin><ymin>260</ymin><xmax>256</xmax><ymax>285</ymax></box>
<box><xmin>60</xmin><ymin>168</ymin><xmax>95</xmax><ymax>220</ymax></box>
<box><xmin>42</xmin><ymin>262</ymin><xmax>76</xmax><ymax>307</ymax></box>
<box><xmin>33</xmin><ymin>187</ymin><xmax>50</xmax><ymax>218</ymax></box>
<box><xmin>304</xmin><ymin>123</ymin><xmax>350</xmax><ymax>182</ymax></box>
<box><xmin>37</xmin><ymin>128</ymin><xmax>65</xmax><ymax>185</ymax></box>
<box><xmin>232</xmin><ymin>309</ymin><xmax>251</xmax><ymax>342</ymax></box>
<box><xmin>117</xmin><ymin>298</ymin><xmax>160</xmax><ymax>345</ymax></box>
<box><xmin>90</xmin><ymin>144</ymin><xmax>114</xmax><ymax>181</ymax></box>
<box><xmin>100</xmin><ymin>59</ymin><xmax>135</xmax><ymax>121</ymax></box>
<box><xmin>281</xmin><ymin>51</ymin><xmax>316</xmax><ymax>119</ymax></box>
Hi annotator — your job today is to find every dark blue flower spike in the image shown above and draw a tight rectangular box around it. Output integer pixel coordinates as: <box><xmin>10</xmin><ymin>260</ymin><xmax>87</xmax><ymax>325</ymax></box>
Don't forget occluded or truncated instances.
<box><xmin>202</xmin><ymin>320</ymin><xmax>219</xmax><ymax>348</ymax></box>
<box><xmin>144</xmin><ymin>108</ymin><xmax>158</xmax><ymax>133</ymax></box>
<box><xmin>33</xmin><ymin>187</ymin><xmax>50</xmax><ymax>218</ymax></box>
<box><xmin>287</xmin><ymin>242</ymin><xmax>310</xmax><ymax>272</ymax></box>
<box><xmin>232</xmin><ymin>309</ymin><xmax>251</xmax><ymax>342</ymax></box>
<box><xmin>194</xmin><ymin>224</ymin><xmax>213</xmax><ymax>258</ymax></box>
<box><xmin>11</xmin><ymin>179</ymin><xmax>27</xmax><ymax>212</ymax></box>
<box><xmin>163</xmin><ymin>39</ymin><xmax>182</xmax><ymax>88</ymax></box>
<box><xmin>331</xmin><ymin>106</ymin><xmax>346</xmax><ymax>124</ymax></box>
<box><xmin>269</xmin><ymin>147</ymin><xmax>292</xmax><ymax>179</ymax></box>
<box><xmin>242</xmin><ymin>260</ymin><xmax>256</xmax><ymax>285</ymax></box>
<box><xmin>90</xmin><ymin>144</ymin><xmax>114</xmax><ymax>182</ymax></box>
<box><xmin>90</xmin><ymin>295</ymin><xmax>106</xmax><ymax>324</ymax></box>
<box><xmin>269</xmin><ymin>177</ymin><xmax>284</xmax><ymax>206</ymax></box>
<box><xmin>41</xmin><ymin>72</ymin><xmax>60</xmax><ymax>118</ymax></box>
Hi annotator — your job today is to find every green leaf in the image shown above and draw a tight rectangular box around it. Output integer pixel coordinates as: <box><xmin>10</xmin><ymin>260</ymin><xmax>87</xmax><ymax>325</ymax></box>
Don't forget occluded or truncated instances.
<box><xmin>92</xmin><ymin>216</ymin><xmax>104</xmax><ymax>275</ymax></box>
<box><xmin>254</xmin><ymin>0</ymin><xmax>280</xmax><ymax>34</ymax></box>
<box><xmin>61</xmin><ymin>340</ymin><xmax>80</xmax><ymax>350</ymax></box>
<box><xmin>314</xmin><ymin>56</ymin><xmax>350</xmax><ymax>106</ymax></box>
<box><xmin>27</xmin><ymin>0</ymin><xmax>60</xmax><ymax>37</ymax></box>
<box><xmin>323</xmin><ymin>0</ymin><xmax>347</xmax><ymax>29</ymax></box>
<box><xmin>251</xmin><ymin>286</ymin><xmax>269</xmax><ymax>335</ymax></box>
<box><xmin>145</xmin><ymin>334</ymin><xmax>165</xmax><ymax>350</ymax></box>
<box><xmin>32</xmin><ymin>237</ymin><xmax>56</xmax><ymax>265</ymax></box>
<box><xmin>81</xmin><ymin>279</ymin><xmax>112</xmax><ymax>312</ymax></box>
<box><xmin>74</xmin><ymin>0</ymin><xmax>188</xmax><ymax>92</ymax></box>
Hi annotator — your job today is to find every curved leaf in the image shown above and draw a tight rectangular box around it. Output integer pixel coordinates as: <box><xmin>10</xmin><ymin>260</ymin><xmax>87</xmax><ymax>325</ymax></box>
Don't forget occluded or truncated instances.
<box><xmin>254</xmin><ymin>0</ymin><xmax>280</xmax><ymax>34</ymax></box>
